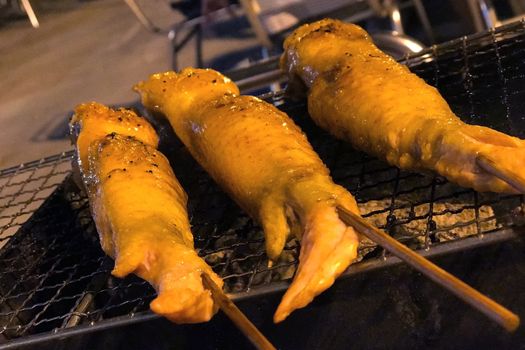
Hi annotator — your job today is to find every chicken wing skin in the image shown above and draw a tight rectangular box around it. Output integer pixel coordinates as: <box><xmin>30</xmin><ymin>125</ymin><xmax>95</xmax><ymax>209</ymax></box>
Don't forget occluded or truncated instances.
<box><xmin>70</xmin><ymin>103</ymin><xmax>159</xmax><ymax>177</ymax></box>
<box><xmin>135</xmin><ymin>68</ymin><xmax>361</xmax><ymax>323</ymax></box>
<box><xmin>70</xmin><ymin>102</ymin><xmax>222</xmax><ymax>323</ymax></box>
<box><xmin>281</xmin><ymin>19</ymin><xmax>525</xmax><ymax>194</ymax></box>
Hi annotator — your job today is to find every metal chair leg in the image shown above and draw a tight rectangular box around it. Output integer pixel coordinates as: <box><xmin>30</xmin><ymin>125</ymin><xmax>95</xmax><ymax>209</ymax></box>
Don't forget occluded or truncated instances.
<box><xmin>19</xmin><ymin>0</ymin><xmax>39</xmax><ymax>28</ymax></box>
<box><xmin>412</xmin><ymin>0</ymin><xmax>435</xmax><ymax>44</ymax></box>
<box><xmin>169</xmin><ymin>28</ymin><xmax>179</xmax><ymax>71</ymax></box>
<box><xmin>122</xmin><ymin>0</ymin><xmax>161</xmax><ymax>32</ymax></box>
<box><xmin>477</xmin><ymin>0</ymin><xmax>499</xmax><ymax>28</ymax></box>
<box><xmin>196</xmin><ymin>23</ymin><xmax>204</xmax><ymax>68</ymax></box>
<box><xmin>384</xmin><ymin>0</ymin><xmax>404</xmax><ymax>34</ymax></box>
<box><xmin>239</xmin><ymin>0</ymin><xmax>273</xmax><ymax>49</ymax></box>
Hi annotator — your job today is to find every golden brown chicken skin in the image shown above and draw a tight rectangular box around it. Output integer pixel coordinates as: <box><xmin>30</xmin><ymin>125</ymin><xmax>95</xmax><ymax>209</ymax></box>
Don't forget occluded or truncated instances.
<box><xmin>281</xmin><ymin>19</ymin><xmax>525</xmax><ymax>194</ymax></box>
<box><xmin>70</xmin><ymin>102</ymin><xmax>223</xmax><ymax>323</ymax></box>
<box><xmin>70</xmin><ymin>103</ymin><xmax>159</xmax><ymax>177</ymax></box>
<box><xmin>135</xmin><ymin>68</ymin><xmax>362</xmax><ymax>323</ymax></box>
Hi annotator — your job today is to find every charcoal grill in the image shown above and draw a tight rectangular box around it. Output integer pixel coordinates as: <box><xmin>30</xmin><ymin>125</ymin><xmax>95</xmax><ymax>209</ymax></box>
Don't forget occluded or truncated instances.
<box><xmin>1</xmin><ymin>19</ymin><xmax>525</xmax><ymax>350</ymax></box>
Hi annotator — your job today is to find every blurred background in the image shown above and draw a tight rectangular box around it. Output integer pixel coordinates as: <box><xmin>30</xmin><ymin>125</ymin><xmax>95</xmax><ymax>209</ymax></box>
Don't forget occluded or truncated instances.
<box><xmin>1</xmin><ymin>0</ymin><xmax>525</xmax><ymax>168</ymax></box>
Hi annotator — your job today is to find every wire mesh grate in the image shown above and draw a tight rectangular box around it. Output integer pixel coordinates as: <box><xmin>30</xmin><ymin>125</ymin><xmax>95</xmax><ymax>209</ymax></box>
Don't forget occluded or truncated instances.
<box><xmin>1</xmin><ymin>19</ymin><xmax>525</xmax><ymax>347</ymax></box>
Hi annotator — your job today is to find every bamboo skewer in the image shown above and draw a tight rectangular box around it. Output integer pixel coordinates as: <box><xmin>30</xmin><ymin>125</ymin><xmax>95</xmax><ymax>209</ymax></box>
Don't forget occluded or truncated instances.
<box><xmin>477</xmin><ymin>155</ymin><xmax>525</xmax><ymax>193</ymax></box>
<box><xmin>201</xmin><ymin>273</ymin><xmax>277</xmax><ymax>350</ymax></box>
<box><xmin>337</xmin><ymin>206</ymin><xmax>520</xmax><ymax>332</ymax></box>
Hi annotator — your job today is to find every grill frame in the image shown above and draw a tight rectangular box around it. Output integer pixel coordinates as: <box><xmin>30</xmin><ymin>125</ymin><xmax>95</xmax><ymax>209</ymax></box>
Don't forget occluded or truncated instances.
<box><xmin>1</xmin><ymin>19</ymin><xmax>525</xmax><ymax>349</ymax></box>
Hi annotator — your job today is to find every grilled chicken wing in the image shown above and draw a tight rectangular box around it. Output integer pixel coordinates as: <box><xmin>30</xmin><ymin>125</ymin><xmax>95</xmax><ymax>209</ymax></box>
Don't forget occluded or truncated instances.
<box><xmin>70</xmin><ymin>102</ymin><xmax>222</xmax><ymax>323</ymax></box>
<box><xmin>135</xmin><ymin>68</ymin><xmax>361</xmax><ymax>323</ymax></box>
<box><xmin>281</xmin><ymin>19</ymin><xmax>525</xmax><ymax>194</ymax></box>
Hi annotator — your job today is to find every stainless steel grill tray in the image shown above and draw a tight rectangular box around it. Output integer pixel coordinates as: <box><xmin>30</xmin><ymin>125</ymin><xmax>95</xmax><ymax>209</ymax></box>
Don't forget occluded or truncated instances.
<box><xmin>1</xmin><ymin>19</ymin><xmax>525</xmax><ymax>349</ymax></box>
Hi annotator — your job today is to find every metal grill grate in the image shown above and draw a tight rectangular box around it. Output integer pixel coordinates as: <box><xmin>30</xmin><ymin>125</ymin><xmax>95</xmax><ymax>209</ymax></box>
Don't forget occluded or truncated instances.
<box><xmin>2</xmin><ymin>19</ymin><xmax>525</xmax><ymax>348</ymax></box>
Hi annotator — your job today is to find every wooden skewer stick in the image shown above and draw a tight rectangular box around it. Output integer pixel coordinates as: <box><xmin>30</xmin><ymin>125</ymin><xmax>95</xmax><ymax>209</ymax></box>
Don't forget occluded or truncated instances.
<box><xmin>337</xmin><ymin>206</ymin><xmax>520</xmax><ymax>332</ymax></box>
<box><xmin>201</xmin><ymin>273</ymin><xmax>277</xmax><ymax>350</ymax></box>
<box><xmin>477</xmin><ymin>155</ymin><xmax>525</xmax><ymax>193</ymax></box>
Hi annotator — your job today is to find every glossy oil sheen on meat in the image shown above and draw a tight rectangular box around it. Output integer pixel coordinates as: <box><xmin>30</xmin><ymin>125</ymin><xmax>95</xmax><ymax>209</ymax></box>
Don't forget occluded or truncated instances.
<box><xmin>281</xmin><ymin>19</ymin><xmax>525</xmax><ymax>193</ymax></box>
<box><xmin>70</xmin><ymin>102</ymin><xmax>222</xmax><ymax>323</ymax></box>
<box><xmin>135</xmin><ymin>69</ymin><xmax>362</xmax><ymax>322</ymax></box>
